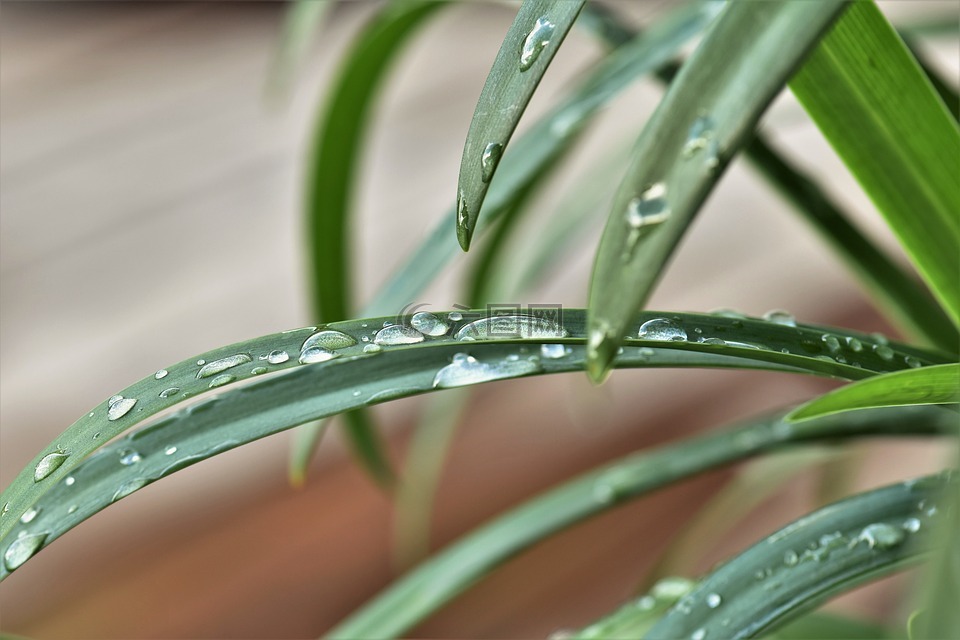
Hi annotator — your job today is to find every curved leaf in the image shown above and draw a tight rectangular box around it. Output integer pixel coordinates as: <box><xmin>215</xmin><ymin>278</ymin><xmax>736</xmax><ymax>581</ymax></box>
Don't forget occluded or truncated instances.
<box><xmin>585</xmin><ymin>1</ymin><xmax>847</xmax><ymax>381</ymax></box>
<box><xmin>790</xmin><ymin>0</ymin><xmax>960</xmax><ymax>326</ymax></box>
<box><xmin>455</xmin><ymin>0</ymin><xmax>585</xmax><ymax>250</ymax></box>
<box><xmin>330</xmin><ymin>406</ymin><xmax>953</xmax><ymax>639</ymax></box>
<box><xmin>2</xmin><ymin>311</ymin><xmax>948</xmax><ymax>579</ymax></box>
<box><xmin>789</xmin><ymin>363</ymin><xmax>960</xmax><ymax>422</ymax></box>
<box><xmin>265</xmin><ymin>0</ymin><xmax>336</xmax><ymax>103</ymax></box>
<box><xmin>645</xmin><ymin>473</ymin><xmax>952</xmax><ymax>639</ymax></box>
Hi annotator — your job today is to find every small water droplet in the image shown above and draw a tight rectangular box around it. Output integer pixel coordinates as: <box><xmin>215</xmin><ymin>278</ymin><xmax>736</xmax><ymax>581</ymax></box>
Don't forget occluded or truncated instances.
<box><xmin>702</xmin><ymin>337</ymin><xmax>726</xmax><ymax>346</ymax></box>
<box><xmin>904</xmin><ymin>355</ymin><xmax>922</xmax><ymax>368</ymax></box>
<box><xmin>480</xmin><ymin>142</ymin><xmax>503</xmax><ymax>183</ymax></box>
<box><xmin>540</xmin><ymin>343</ymin><xmax>568</xmax><ymax>359</ymax></box>
<box><xmin>706</xmin><ymin>593</ymin><xmax>722</xmax><ymax>608</ymax></box>
<box><xmin>208</xmin><ymin>374</ymin><xmax>235</xmax><ymax>388</ymax></box>
<box><xmin>411</xmin><ymin>311</ymin><xmax>450</xmax><ymax>337</ymax></box>
<box><xmin>433</xmin><ymin>352</ymin><xmax>540</xmax><ymax>388</ymax></box>
<box><xmin>593</xmin><ymin>482</ymin><xmax>616</xmax><ymax>505</ymax></box>
<box><xmin>638</xmin><ymin>318</ymin><xmax>687</xmax><ymax>342</ymax></box>
<box><xmin>846</xmin><ymin>337</ymin><xmax>863</xmax><ymax>352</ymax></box>
<box><xmin>155</xmin><ymin>369</ymin><xmax>168</xmax><ymax>380</ymax></box>
<box><xmin>250</xmin><ymin>367</ymin><xmax>268</xmax><ymax>375</ymax></box>
<box><xmin>112</xmin><ymin>478</ymin><xmax>148</xmax><ymax>502</ymax></box>
<box><xmin>266</xmin><ymin>350</ymin><xmax>290</xmax><ymax>364</ymax></box>
<box><xmin>67</xmin><ymin>505</ymin><xmax>78</xmax><ymax>514</ymax></box>
<box><xmin>871</xmin><ymin>332</ymin><xmax>889</xmax><ymax>345</ymax></box>
<box><xmin>299</xmin><ymin>347</ymin><xmax>339</xmax><ymax>364</ymax></box>
<box><xmin>650</xmin><ymin>577</ymin><xmax>696</xmax><ymax>602</ymax></box>
<box><xmin>19</xmin><ymin>507</ymin><xmax>39</xmax><ymax>524</ymax></box>
<box><xmin>636</xmin><ymin>595</ymin><xmax>656</xmax><ymax>610</ymax></box>
<box><xmin>763</xmin><ymin>310</ymin><xmax>796</xmax><ymax>326</ymax></box>
<box><xmin>301</xmin><ymin>330</ymin><xmax>356</xmax><ymax>352</ymax></box>
<box><xmin>519</xmin><ymin>17</ymin><xmax>555</xmax><ymax>71</ymax></box>
<box><xmin>455</xmin><ymin>315</ymin><xmax>567</xmax><ymax>341</ymax></box>
<box><xmin>682</xmin><ymin>115</ymin><xmax>715</xmax><ymax>157</ymax></box>
<box><xmin>107</xmin><ymin>396</ymin><xmax>137</xmax><ymax>421</ymax></box>
<box><xmin>34</xmin><ymin>451</ymin><xmax>69</xmax><ymax>482</ymax></box>
<box><xmin>165</xmin><ymin>446</ymin><xmax>178</xmax><ymax>456</ymax></box>
<box><xmin>448</xmin><ymin>311</ymin><xmax>463</xmax><ymax>322</ymax></box>
<box><xmin>457</xmin><ymin>190</ymin><xmax>469</xmax><ymax>228</ymax></box>
<box><xmin>196</xmin><ymin>359</ymin><xmax>205</xmax><ymax>366</ymax></box>
<box><xmin>374</xmin><ymin>325</ymin><xmax>425</xmax><ymax>346</ymax></box>
<box><xmin>784</xmin><ymin>549</ymin><xmax>799</xmax><ymax>566</ymax></box>
<box><xmin>691</xmin><ymin>628</ymin><xmax>707</xmax><ymax>640</ymax></box>
<box><xmin>65</xmin><ymin>476</ymin><xmax>75</xmax><ymax>486</ymax></box>
<box><xmin>362</xmin><ymin>344</ymin><xmax>382</xmax><ymax>354</ymax></box>
<box><xmin>197</xmin><ymin>354</ymin><xmax>252</xmax><ymax>379</ymax></box>
<box><xmin>159</xmin><ymin>387</ymin><xmax>180</xmax><ymax>398</ymax></box>
<box><xmin>626</xmin><ymin>183</ymin><xmax>670</xmax><ymax>230</ymax></box>
<box><xmin>903</xmin><ymin>517</ymin><xmax>921</xmax><ymax>532</ymax></box>
<box><xmin>874</xmin><ymin>344</ymin><xmax>894</xmax><ymax>361</ymax></box>
<box><xmin>3</xmin><ymin>532</ymin><xmax>47</xmax><ymax>571</ymax></box>
<box><xmin>856</xmin><ymin>522</ymin><xmax>904</xmax><ymax>549</ymax></box>
<box><xmin>821</xmin><ymin>334</ymin><xmax>841</xmax><ymax>353</ymax></box>
<box><xmin>119</xmin><ymin>449</ymin><xmax>142</xmax><ymax>466</ymax></box>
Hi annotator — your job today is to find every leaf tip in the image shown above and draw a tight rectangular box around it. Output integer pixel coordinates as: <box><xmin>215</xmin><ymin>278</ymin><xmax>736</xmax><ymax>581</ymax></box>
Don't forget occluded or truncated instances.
<box><xmin>585</xmin><ymin>325</ymin><xmax>615</xmax><ymax>384</ymax></box>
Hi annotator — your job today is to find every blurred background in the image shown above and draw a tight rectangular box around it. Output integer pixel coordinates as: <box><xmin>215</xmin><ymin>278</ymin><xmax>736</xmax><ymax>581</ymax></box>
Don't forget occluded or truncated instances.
<box><xmin>1</xmin><ymin>1</ymin><xmax>957</xmax><ymax>637</ymax></box>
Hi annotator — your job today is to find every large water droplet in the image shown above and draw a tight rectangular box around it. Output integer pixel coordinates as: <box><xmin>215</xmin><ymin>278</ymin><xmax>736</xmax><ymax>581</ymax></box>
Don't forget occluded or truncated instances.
<box><xmin>856</xmin><ymin>522</ymin><xmax>904</xmax><ymax>549</ymax></box>
<box><xmin>3</xmin><ymin>532</ymin><xmax>47</xmax><ymax>571</ymax></box>
<box><xmin>119</xmin><ymin>449</ymin><xmax>142</xmax><ymax>466</ymax></box>
<box><xmin>480</xmin><ymin>142</ymin><xmax>503</xmax><ymax>183</ymax></box>
<box><xmin>706</xmin><ymin>593</ymin><xmax>722</xmax><ymax>608</ymax></box>
<box><xmin>266</xmin><ymin>350</ymin><xmax>290</xmax><ymax>364</ymax></box>
<box><xmin>411</xmin><ymin>311</ymin><xmax>450</xmax><ymax>337</ymax></box>
<box><xmin>626</xmin><ymin>183</ymin><xmax>670</xmax><ymax>229</ymax></box>
<box><xmin>375</xmin><ymin>325</ymin><xmax>425</xmax><ymax>346</ymax></box>
<box><xmin>763</xmin><ymin>310</ymin><xmax>796</xmax><ymax>326</ymax></box>
<box><xmin>519</xmin><ymin>17</ymin><xmax>555</xmax><ymax>71</ymax></box>
<box><xmin>34</xmin><ymin>451</ymin><xmax>69</xmax><ymax>482</ymax></box>
<box><xmin>107</xmin><ymin>396</ymin><xmax>137</xmax><ymax>421</ymax></box>
<box><xmin>299</xmin><ymin>347</ymin><xmax>339</xmax><ymax>364</ymax></box>
<box><xmin>208</xmin><ymin>374</ymin><xmax>235</xmax><ymax>388</ymax></box>
<box><xmin>112</xmin><ymin>478</ymin><xmax>148</xmax><ymax>502</ymax></box>
<box><xmin>196</xmin><ymin>354</ymin><xmax>252</xmax><ymax>379</ymax></box>
<box><xmin>301</xmin><ymin>330</ymin><xmax>356</xmax><ymax>352</ymax></box>
<box><xmin>638</xmin><ymin>318</ymin><xmax>687</xmax><ymax>342</ymax></box>
<box><xmin>454</xmin><ymin>315</ymin><xmax>567</xmax><ymax>341</ymax></box>
<box><xmin>155</xmin><ymin>369</ymin><xmax>168</xmax><ymax>380</ymax></box>
<box><xmin>19</xmin><ymin>507</ymin><xmax>39</xmax><ymax>524</ymax></box>
<box><xmin>433</xmin><ymin>352</ymin><xmax>540</xmax><ymax>388</ymax></box>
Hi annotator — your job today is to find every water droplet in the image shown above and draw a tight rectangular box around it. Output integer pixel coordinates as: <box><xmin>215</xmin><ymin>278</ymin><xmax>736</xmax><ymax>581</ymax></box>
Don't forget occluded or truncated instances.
<box><xmin>107</xmin><ymin>396</ymin><xmax>137</xmax><ymax>421</ymax></box>
<box><xmin>519</xmin><ymin>17</ymin><xmax>555</xmax><ymax>71</ymax></box>
<box><xmin>455</xmin><ymin>314</ymin><xmax>567</xmax><ymax>341</ymax></box>
<box><xmin>374</xmin><ymin>325</ymin><xmax>425</xmax><ymax>346</ymax></box>
<box><xmin>165</xmin><ymin>446</ymin><xmax>178</xmax><ymax>456</ymax></box>
<box><xmin>159</xmin><ymin>387</ymin><xmax>180</xmax><ymax>398</ymax></box>
<box><xmin>682</xmin><ymin>115</ymin><xmax>715</xmax><ymax>157</ymax></box>
<box><xmin>651</xmin><ymin>577</ymin><xmax>696</xmax><ymax>602</ymax></box>
<box><xmin>540</xmin><ymin>343</ymin><xmax>568</xmax><ymax>359</ymax></box>
<box><xmin>821</xmin><ymin>334</ymin><xmax>841</xmax><ymax>354</ymax></box>
<box><xmin>34</xmin><ymin>451</ymin><xmax>69</xmax><ymax>482</ymax></box>
<box><xmin>706</xmin><ymin>593</ymin><xmax>722</xmax><ymax>608</ymax></box>
<box><xmin>692</xmin><ymin>628</ymin><xmax>707</xmax><ymax>640</ymax></box>
<box><xmin>871</xmin><ymin>332</ymin><xmax>889</xmax><ymax>345</ymax></box>
<box><xmin>67</xmin><ymin>505</ymin><xmax>78</xmax><ymax>514</ymax></box>
<box><xmin>19</xmin><ymin>507</ymin><xmax>39</xmax><ymax>524</ymax></box>
<box><xmin>301</xmin><ymin>330</ymin><xmax>356</xmax><ymax>352</ymax></box>
<box><xmin>904</xmin><ymin>355</ymin><xmax>922</xmax><ymax>368</ymax></box>
<box><xmin>626</xmin><ymin>183</ymin><xmax>670</xmax><ymax>229</ymax></box>
<box><xmin>480</xmin><ymin>142</ymin><xmax>503</xmax><ymax>183</ymax></box>
<box><xmin>457</xmin><ymin>190</ymin><xmax>469</xmax><ymax>227</ymax></box>
<box><xmin>846</xmin><ymin>337</ymin><xmax>863</xmax><ymax>352</ymax></box>
<box><xmin>196</xmin><ymin>354</ymin><xmax>252</xmax><ymax>379</ymax></box>
<box><xmin>874</xmin><ymin>344</ymin><xmax>894</xmax><ymax>361</ymax></box>
<box><xmin>352</xmin><ymin>389</ymin><xmax>362</xmax><ymax>398</ymax></box>
<box><xmin>119</xmin><ymin>449</ymin><xmax>142</xmax><ymax>466</ymax></box>
<box><xmin>266</xmin><ymin>350</ymin><xmax>290</xmax><ymax>364</ymax></box>
<box><xmin>593</xmin><ymin>482</ymin><xmax>616</xmax><ymax>505</ymax></box>
<box><xmin>251</xmin><ymin>366</ymin><xmax>268</xmax><ymax>375</ymax></box>
<box><xmin>702</xmin><ymin>337</ymin><xmax>726</xmax><ymax>346</ymax></box>
<box><xmin>299</xmin><ymin>347</ymin><xmax>339</xmax><ymax>364</ymax></box>
<box><xmin>112</xmin><ymin>478</ymin><xmax>148</xmax><ymax>502</ymax></box>
<box><xmin>362</xmin><ymin>344</ymin><xmax>382</xmax><ymax>354</ymax></box>
<box><xmin>433</xmin><ymin>352</ymin><xmax>540</xmax><ymax>388</ymax></box>
<box><xmin>155</xmin><ymin>369</ymin><xmax>168</xmax><ymax>380</ymax></box>
<box><xmin>783</xmin><ymin>549</ymin><xmax>799</xmax><ymax>566</ymax></box>
<box><xmin>763</xmin><ymin>310</ymin><xmax>796</xmax><ymax>326</ymax></box>
<box><xmin>903</xmin><ymin>517</ymin><xmax>921</xmax><ymax>533</ymax></box>
<box><xmin>411</xmin><ymin>311</ymin><xmax>450</xmax><ymax>337</ymax></box>
<box><xmin>196</xmin><ymin>359</ymin><xmax>206</xmax><ymax>366</ymax></box>
<box><xmin>3</xmin><ymin>532</ymin><xmax>47</xmax><ymax>571</ymax></box>
<box><xmin>856</xmin><ymin>522</ymin><xmax>904</xmax><ymax>549</ymax></box>
<box><xmin>636</xmin><ymin>595</ymin><xmax>656</xmax><ymax>610</ymax></box>
<box><xmin>448</xmin><ymin>311</ymin><xmax>463</xmax><ymax>322</ymax></box>
<box><xmin>65</xmin><ymin>476</ymin><xmax>75</xmax><ymax>486</ymax></box>
<box><xmin>208</xmin><ymin>374</ymin><xmax>235</xmax><ymax>388</ymax></box>
<box><xmin>638</xmin><ymin>318</ymin><xmax>687</xmax><ymax>342</ymax></box>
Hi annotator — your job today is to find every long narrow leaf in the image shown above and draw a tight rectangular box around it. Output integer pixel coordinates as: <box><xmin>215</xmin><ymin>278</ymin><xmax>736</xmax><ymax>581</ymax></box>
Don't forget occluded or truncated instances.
<box><xmin>455</xmin><ymin>0</ymin><xmax>584</xmax><ymax>250</ymax></box>
<box><xmin>790</xmin><ymin>0</ymin><xmax>960</xmax><ymax>326</ymax></box>
<box><xmin>330</xmin><ymin>406</ymin><xmax>953</xmax><ymax>639</ymax></box>
<box><xmin>586</xmin><ymin>1</ymin><xmax>847</xmax><ymax>382</ymax></box>
<box><xmin>2</xmin><ymin>310</ymin><xmax>949</xmax><ymax>578</ymax></box>
<box><xmin>645</xmin><ymin>474</ymin><xmax>952</xmax><ymax>639</ymax></box>
<box><xmin>789</xmin><ymin>363</ymin><xmax>960</xmax><ymax>422</ymax></box>
<box><xmin>265</xmin><ymin>0</ymin><xmax>336</xmax><ymax>103</ymax></box>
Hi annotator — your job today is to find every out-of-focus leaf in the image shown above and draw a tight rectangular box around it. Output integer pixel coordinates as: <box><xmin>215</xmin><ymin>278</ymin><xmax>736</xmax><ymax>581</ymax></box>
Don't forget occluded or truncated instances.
<box><xmin>265</xmin><ymin>0</ymin><xmax>336</xmax><ymax>103</ymax></box>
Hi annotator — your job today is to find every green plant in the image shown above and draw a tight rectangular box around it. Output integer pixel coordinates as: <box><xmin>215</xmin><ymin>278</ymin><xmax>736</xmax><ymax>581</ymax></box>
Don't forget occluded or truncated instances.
<box><xmin>2</xmin><ymin>1</ymin><xmax>958</xmax><ymax>638</ymax></box>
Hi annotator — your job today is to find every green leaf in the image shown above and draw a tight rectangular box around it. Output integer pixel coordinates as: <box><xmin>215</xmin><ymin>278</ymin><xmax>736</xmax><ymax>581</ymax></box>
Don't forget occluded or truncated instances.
<box><xmin>645</xmin><ymin>473</ymin><xmax>952</xmax><ymax>639</ymax></box>
<box><xmin>364</xmin><ymin>0</ymin><xmax>724</xmax><ymax>317</ymax></box>
<box><xmin>330</xmin><ymin>406</ymin><xmax>953</xmax><ymax>639</ymax></box>
<box><xmin>264</xmin><ymin>0</ymin><xmax>336</xmax><ymax>104</ymax></box>
<box><xmin>790</xmin><ymin>0</ymin><xmax>960</xmax><ymax>327</ymax></box>
<box><xmin>2</xmin><ymin>311</ymin><xmax>947</xmax><ymax>578</ymax></box>
<box><xmin>912</xmin><ymin>464</ymin><xmax>960</xmax><ymax>639</ymax></box>
<box><xmin>789</xmin><ymin>363</ymin><xmax>960</xmax><ymax>422</ymax></box>
<box><xmin>455</xmin><ymin>0</ymin><xmax>585</xmax><ymax>250</ymax></box>
<box><xmin>586</xmin><ymin>1</ymin><xmax>847</xmax><ymax>382</ymax></box>
<box><xmin>765</xmin><ymin>612</ymin><xmax>892</xmax><ymax>640</ymax></box>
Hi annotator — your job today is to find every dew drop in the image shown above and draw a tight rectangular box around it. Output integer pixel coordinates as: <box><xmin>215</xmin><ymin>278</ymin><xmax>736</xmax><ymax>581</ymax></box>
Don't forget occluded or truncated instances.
<box><xmin>119</xmin><ymin>449</ymin><xmax>142</xmax><ymax>466</ymax></box>
<box><xmin>196</xmin><ymin>354</ymin><xmax>252</xmax><ymax>379</ymax></box>
<box><xmin>874</xmin><ymin>344</ymin><xmax>894</xmax><ymax>361</ymax></box>
<box><xmin>19</xmin><ymin>507</ymin><xmax>39</xmax><ymax>524</ymax></box>
<box><xmin>904</xmin><ymin>355</ymin><xmax>922</xmax><ymax>368</ymax></box>
<box><xmin>250</xmin><ymin>367</ymin><xmax>268</xmax><ymax>375</ymax></box>
<box><xmin>540</xmin><ymin>343</ymin><xmax>568</xmax><ymax>359</ymax></box>
<box><xmin>856</xmin><ymin>522</ymin><xmax>904</xmax><ymax>549</ymax></box>
<box><xmin>702</xmin><ymin>337</ymin><xmax>726</xmax><ymax>346</ymax></box>
<box><xmin>480</xmin><ymin>142</ymin><xmax>503</xmax><ymax>183</ymax></box>
<box><xmin>636</xmin><ymin>595</ymin><xmax>656</xmax><ymax>610</ymax></box>
<box><xmin>763</xmin><ymin>309</ymin><xmax>796</xmax><ymax>326</ymax></box>
<box><xmin>457</xmin><ymin>191</ymin><xmax>469</xmax><ymax>228</ymax></box>
<box><xmin>519</xmin><ymin>17</ymin><xmax>555</xmax><ymax>71</ymax></box>
<box><xmin>65</xmin><ymin>476</ymin><xmax>75</xmax><ymax>486</ymax></box>
<box><xmin>301</xmin><ymin>330</ymin><xmax>356</xmax><ymax>352</ymax></box>
<box><xmin>821</xmin><ymin>334</ymin><xmax>841</xmax><ymax>354</ymax></box>
<box><xmin>783</xmin><ymin>549</ymin><xmax>799</xmax><ymax>566</ymax></box>
<box><xmin>374</xmin><ymin>325</ymin><xmax>425</xmax><ymax>346</ymax></box>
<box><xmin>196</xmin><ymin>359</ymin><xmax>205</xmax><ymax>366</ymax></box>
<box><xmin>34</xmin><ymin>451</ymin><xmax>69</xmax><ymax>482</ymax></box>
<box><xmin>448</xmin><ymin>311</ymin><xmax>463</xmax><ymax>322</ymax></box>
<box><xmin>159</xmin><ymin>387</ymin><xmax>180</xmax><ymax>398</ymax></box>
<box><xmin>299</xmin><ymin>347</ymin><xmax>339</xmax><ymax>364</ymax></box>
<box><xmin>155</xmin><ymin>369</ymin><xmax>168</xmax><ymax>380</ymax></box>
<box><xmin>638</xmin><ymin>318</ymin><xmax>687</xmax><ymax>342</ymax></box>
<box><xmin>107</xmin><ymin>396</ymin><xmax>137</xmax><ymax>421</ymax></box>
<box><xmin>682</xmin><ymin>115</ymin><xmax>715</xmax><ymax>157</ymax></box>
<box><xmin>112</xmin><ymin>478</ymin><xmax>148</xmax><ymax>502</ymax></box>
<box><xmin>165</xmin><ymin>446</ymin><xmax>178</xmax><ymax>456</ymax></box>
<box><xmin>411</xmin><ymin>311</ymin><xmax>450</xmax><ymax>337</ymax></box>
<box><xmin>846</xmin><ymin>337</ymin><xmax>863</xmax><ymax>352</ymax></box>
<box><xmin>433</xmin><ymin>352</ymin><xmax>540</xmax><ymax>388</ymax></box>
<box><xmin>455</xmin><ymin>315</ymin><xmax>567</xmax><ymax>341</ymax></box>
<box><xmin>706</xmin><ymin>593</ymin><xmax>722</xmax><ymax>608</ymax></box>
<box><xmin>3</xmin><ymin>532</ymin><xmax>47</xmax><ymax>571</ymax></box>
<box><xmin>903</xmin><ymin>517</ymin><xmax>921</xmax><ymax>533</ymax></box>
<box><xmin>651</xmin><ymin>577</ymin><xmax>696</xmax><ymax>602</ymax></box>
<box><xmin>362</xmin><ymin>344</ymin><xmax>382</xmax><ymax>354</ymax></box>
<box><xmin>208</xmin><ymin>374</ymin><xmax>235</xmax><ymax>388</ymax></box>
<box><xmin>692</xmin><ymin>628</ymin><xmax>707</xmax><ymax>640</ymax></box>
<box><xmin>266</xmin><ymin>350</ymin><xmax>290</xmax><ymax>364</ymax></box>
<box><xmin>67</xmin><ymin>505</ymin><xmax>78</xmax><ymax>514</ymax></box>
<box><xmin>626</xmin><ymin>183</ymin><xmax>670</xmax><ymax>229</ymax></box>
